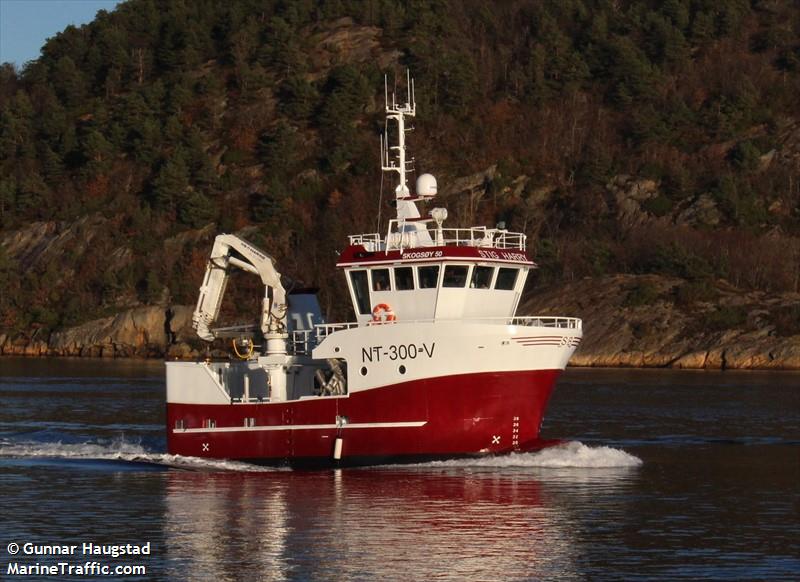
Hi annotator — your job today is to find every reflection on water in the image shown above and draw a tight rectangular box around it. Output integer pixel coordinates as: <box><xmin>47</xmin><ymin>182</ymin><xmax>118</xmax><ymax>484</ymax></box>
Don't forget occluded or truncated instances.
<box><xmin>163</xmin><ymin>465</ymin><xmax>640</xmax><ymax>581</ymax></box>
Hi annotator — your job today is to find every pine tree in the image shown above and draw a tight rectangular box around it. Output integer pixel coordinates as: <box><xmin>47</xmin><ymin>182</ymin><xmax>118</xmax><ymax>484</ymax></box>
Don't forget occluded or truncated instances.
<box><xmin>152</xmin><ymin>153</ymin><xmax>189</xmax><ymax>212</ymax></box>
<box><xmin>178</xmin><ymin>190</ymin><xmax>215</xmax><ymax>227</ymax></box>
<box><xmin>52</xmin><ymin>56</ymin><xmax>87</xmax><ymax>106</ymax></box>
<box><xmin>0</xmin><ymin>177</ymin><xmax>16</xmax><ymax>223</ymax></box>
<box><xmin>16</xmin><ymin>173</ymin><xmax>49</xmax><ymax>214</ymax></box>
<box><xmin>40</xmin><ymin>146</ymin><xmax>65</xmax><ymax>185</ymax></box>
<box><xmin>279</xmin><ymin>75</ymin><xmax>318</xmax><ymax>120</ymax></box>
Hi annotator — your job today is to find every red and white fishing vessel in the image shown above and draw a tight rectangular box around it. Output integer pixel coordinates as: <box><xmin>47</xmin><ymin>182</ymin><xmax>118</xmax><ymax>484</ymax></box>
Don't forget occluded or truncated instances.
<box><xmin>165</xmin><ymin>75</ymin><xmax>582</xmax><ymax>466</ymax></box>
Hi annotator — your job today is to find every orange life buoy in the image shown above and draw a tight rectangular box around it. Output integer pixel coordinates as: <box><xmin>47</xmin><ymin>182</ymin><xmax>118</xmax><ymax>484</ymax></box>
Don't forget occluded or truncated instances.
<box><xmin>371</xmin><ymin>303</ymin><xmax>397</xmax><ymax>324</ymax></box>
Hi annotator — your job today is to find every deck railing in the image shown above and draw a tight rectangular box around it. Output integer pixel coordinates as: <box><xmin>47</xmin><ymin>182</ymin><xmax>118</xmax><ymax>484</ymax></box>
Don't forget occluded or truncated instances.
<box><xmin>507</xmin><ymin>316</ymin><xmax>583</xmax><ymax>329</ymax></box>
<box><xmin>289</xmin><ymin>330</ymin><xmax>313</xmax><ymax>355</ymax></box>
<box><xmin>313</xmin><ymin>316</ymin><xmax>581</xmax><ymax>332</ymax></box>
<box><xmin>315</xmin><ymin>322</ymin><xmax>360</xmax><ymax>340</ymax></box>
<box><xmin>349</xmin><ymin>223</ymin><xmax>526</xmax><ymax>252</ymax></box>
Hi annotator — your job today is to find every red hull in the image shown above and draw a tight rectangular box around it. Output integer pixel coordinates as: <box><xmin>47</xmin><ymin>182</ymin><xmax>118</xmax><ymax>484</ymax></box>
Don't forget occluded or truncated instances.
<box><xmin>167</xmin><ymin>369</ymin><xmax>561</xmax><ymax>466</ymax></box>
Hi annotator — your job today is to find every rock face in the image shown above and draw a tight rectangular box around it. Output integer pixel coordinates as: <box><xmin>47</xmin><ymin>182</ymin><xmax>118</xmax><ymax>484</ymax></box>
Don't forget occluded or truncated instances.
<box><xmin>439</xmin><ymin>165</ymin><xmax>498</xmax><ymax>199</ymax></box>
<box><xmin>1</xmin><ymin>305</ymin><xmax>197</xmax><ymax>359</ymax></box>
<box><xmin>305</xmin><ymin>17</ymin><xmax>402</xmax><ymax>82</ymax></box>
<box><xmin>1</xmin><ymin>214</ymin><xmax>133</xmax><ymax>275</ymax></box>
<box><xmin>606</xmin><ymin>175</ymin><xmax>660</xmax><ymax>229</ymax></box>
<box><xmin>520</xmin><ymin>274</ymin><xmax>800</xmax><ymax>370</ymax></box>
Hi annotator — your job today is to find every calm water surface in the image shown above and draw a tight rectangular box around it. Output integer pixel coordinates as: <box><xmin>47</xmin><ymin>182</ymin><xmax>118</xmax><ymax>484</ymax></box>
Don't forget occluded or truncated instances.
<box><xmin>0</xmin><ymin>358</ymin><xmax>798</xmax><ymax>581</ymax></box>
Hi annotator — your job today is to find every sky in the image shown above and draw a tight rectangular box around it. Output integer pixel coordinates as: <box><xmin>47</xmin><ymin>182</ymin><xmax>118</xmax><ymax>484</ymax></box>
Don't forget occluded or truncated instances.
<box><xmin>0</xmin><ymin>0</ymin><xmax>123</xmax><ymax>68</ymax></box>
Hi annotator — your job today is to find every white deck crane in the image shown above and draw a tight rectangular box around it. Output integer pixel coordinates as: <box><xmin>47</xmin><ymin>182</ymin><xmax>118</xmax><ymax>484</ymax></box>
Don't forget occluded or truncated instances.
<box><xmin>192</xmin><ymin>234</ymin><xmax>287</xmax><ymax>351</ymax></box>
<box><xmin>188</xmin><ymin>233</ymin><xmax>330</xmax><ymax>403</ymax></box>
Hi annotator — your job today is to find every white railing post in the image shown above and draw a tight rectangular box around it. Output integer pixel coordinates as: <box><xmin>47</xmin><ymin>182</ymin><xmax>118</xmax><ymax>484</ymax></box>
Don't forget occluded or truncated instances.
<box><xmin>349</xmin><ymin>226</ymin><xmax>528</xmax><ymax>251</ymax></box>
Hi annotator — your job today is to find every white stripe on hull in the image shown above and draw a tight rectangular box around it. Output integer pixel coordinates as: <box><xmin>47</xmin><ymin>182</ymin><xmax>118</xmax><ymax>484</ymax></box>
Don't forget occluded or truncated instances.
<box><xmin>174</xmin><ymin>420</ymin><xmax>427</xmax><ymax>435</ymax></box>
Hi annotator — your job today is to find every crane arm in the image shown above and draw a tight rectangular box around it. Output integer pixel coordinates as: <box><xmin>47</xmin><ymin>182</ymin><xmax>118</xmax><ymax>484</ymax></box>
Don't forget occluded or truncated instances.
<box><xmin>191</xmin><ymin>234</ymin><xmax>286</xmax><ymax>342</ymax></box>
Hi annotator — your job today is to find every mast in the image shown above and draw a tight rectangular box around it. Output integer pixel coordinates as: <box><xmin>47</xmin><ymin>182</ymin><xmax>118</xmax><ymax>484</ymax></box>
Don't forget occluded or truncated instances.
<box><xmin>381</xmin><ymin>71</ymin><xmax>416</xmax><ymax>204</ymax></box>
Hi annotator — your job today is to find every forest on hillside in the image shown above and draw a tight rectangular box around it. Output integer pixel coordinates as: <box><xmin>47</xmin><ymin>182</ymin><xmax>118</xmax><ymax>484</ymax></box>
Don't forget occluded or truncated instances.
<box><xmin>0</xmin><ymin>0</ymin><xmax>799</xmax><ymax>337</ymax></box>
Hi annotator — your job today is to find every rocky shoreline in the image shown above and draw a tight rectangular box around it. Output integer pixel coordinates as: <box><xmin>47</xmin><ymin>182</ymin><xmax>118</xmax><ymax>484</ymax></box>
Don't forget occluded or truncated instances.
<box><xmin>0</xmin><ymin>305</ymin><xmax>199</xmax><ymax>360</ymax></box>
<box><xmin>1</xmin><ymin>274</ymin><xmax>799</xmax><ymax>369</ymax></box>
<box><xmin>521</xmin><ymin>274</ymin><xmax>800</xmax><ymax>370</ymax></box>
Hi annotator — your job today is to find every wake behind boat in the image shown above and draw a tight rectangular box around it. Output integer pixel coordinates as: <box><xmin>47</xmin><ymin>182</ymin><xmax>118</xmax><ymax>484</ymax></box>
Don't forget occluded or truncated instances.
<box><xmin>165</xmin><ymin>74</ymin><xmax>582</xmax><ymax>467</ymax></box>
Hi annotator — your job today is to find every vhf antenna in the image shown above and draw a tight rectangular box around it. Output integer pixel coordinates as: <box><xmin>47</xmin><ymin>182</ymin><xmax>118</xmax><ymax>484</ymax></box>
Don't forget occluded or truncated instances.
<box><xmin>381</xmin><ymin>70</ymin><xmax>416</xmax><ymax>200</ymax></box>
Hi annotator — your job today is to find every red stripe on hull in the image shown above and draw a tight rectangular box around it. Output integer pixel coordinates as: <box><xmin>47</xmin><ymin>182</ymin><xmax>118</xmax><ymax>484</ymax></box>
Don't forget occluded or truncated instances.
<box><xmin>167</xmin><ymin>369</ymin><xmax>561</xmax><ymax>464</ymax></box>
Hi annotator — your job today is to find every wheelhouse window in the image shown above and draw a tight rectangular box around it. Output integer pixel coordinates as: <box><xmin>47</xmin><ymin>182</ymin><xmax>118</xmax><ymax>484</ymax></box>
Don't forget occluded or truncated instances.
<box><xmin>371</xmin><ymin>268</ymin><xmax>391</xmax><ymax>291</ymax></box>
<box><xmin>443</xmin><ymin>265</ymin><xmax>470</xmax><ymax>288</ymax></box>
<box><xmin>470</xmin><ymin>266</ymin><xmax>494</xmax><ymax>289</ymax></box>
<box><xmin>349</xmin><ymin>270</ymin><xmax>371</xmax><ymax>314</ymax></box>
<box><xmin>394</xmin><ymin>267</ymin><xmax>414</xmax><ymax>290</ymax></box>
<box><xmin>495</xmin><ymin>267</ymin><xmax>519</xmax><ymax>290</ymax></box>
<box><xmin>417</xmin><ymin>265</ymin><xmax>440</xmax><ymax>289</ymax></box>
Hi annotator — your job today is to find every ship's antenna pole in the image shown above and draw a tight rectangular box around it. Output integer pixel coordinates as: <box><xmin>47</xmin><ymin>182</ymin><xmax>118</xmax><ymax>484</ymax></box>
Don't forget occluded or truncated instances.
<box><xmin>396</xmin><ymin>91</ymin><xmax>407</xmax><ymax>198</ymax></box>
<box><xmin>377</xmin><ymin>133</ymin><xmax>383</xmax><ymax>232</ymax></box>
<box><xmin>377</xmin><ymin>76</ymin><xmax>387</xmax><ymax>233</ymax></box>
<box><xmin>407</xmin><ymin>69</ymin><xmax>412</xmax><ymax>109</ymax></box>
<box><xmin>376</xmin><ymin>164</ymin><xmax>385</xmax><ymax>233</ymax></box>
<box><xmin>381</xmin><ymin>70</ymin><xmax>416</xmax><ymax>212</ymax></box>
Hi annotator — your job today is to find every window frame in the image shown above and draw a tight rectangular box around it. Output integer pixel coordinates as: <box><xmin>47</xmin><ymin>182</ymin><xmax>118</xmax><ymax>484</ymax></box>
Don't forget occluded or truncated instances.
<box><xmin>370</xmin><ymin>268</ymin><xmax>392</xmax><ymax>292</ymax></box>
<box><xmin>470</xmin><ymin>265</ymin><xmax>495</xmax><ymax>289</ymax></box>
<box><xmin>348</xmin><ymin>270</ymin><xmax>371</xmax><ymax>315</ymax></box>
<box><xmin>393</xmin><ymin>266</ymin><xmax>415</xmax><ymax>291</ymax></box>
<box><xmin>442</xmin><ymin>264</ymin><xmax>471</xmax><ymax>288</ymax></box>
<box><xmin>494</xmin><ymin>267</ymin><xmax>519</xmax><ymax>290</ymax></box>
<box><xmin>417</xmin><ymin>265</ymin><xmax>441</xmax><ymax>289</ymax></box>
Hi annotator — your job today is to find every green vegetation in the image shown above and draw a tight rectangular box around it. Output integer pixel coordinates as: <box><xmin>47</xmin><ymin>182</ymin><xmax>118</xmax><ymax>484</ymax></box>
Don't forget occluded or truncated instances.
<box><xmin>701</xmin><ymin>306</ymin><xmax>749</xmax><ymax>332</ymax></box>
<box><xmin>623</xmin><ymin>281</ymin><xmax>662</xmax><ymax>308</ymax></box>
<box><xmin>0</xmin><ymin>0</ymin><xmax>798</xmax><ymax>336</ymax></box>
<box><xmin>641</xmin><ymin>195</ymin><xmax>674</xmax><ymax>218</ymax></box>
<box><xmin>674</xmin><ymin>279</ymin><xmax>718</xmax><ymax>306</ymax></box>
<box><xmin>772</xmin><ymin>305</ymin><xmax>800</xmax><ymax>337</ymax></box>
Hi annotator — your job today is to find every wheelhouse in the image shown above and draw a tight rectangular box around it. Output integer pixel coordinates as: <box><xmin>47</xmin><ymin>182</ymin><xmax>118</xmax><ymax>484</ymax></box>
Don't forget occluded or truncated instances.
<box><xmin>340</xmin><ymin>247</ymin><xmax>535</xmax><ymax>324</ymax></box>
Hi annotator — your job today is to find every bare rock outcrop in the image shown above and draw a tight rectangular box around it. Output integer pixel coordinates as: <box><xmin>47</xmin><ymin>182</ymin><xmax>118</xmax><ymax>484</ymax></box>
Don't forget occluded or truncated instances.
<box><xmin>306</xmin><ymin>17</ymin><xmax>402</xmax><ymax>81</ymax></box>
<box><xmin>606</xmin><ymin>175</ymin><xmax>660</xmax><ymax>229</ymax></box>
<box><xmin>0</xmin><ymin>214</ymin><xmax>132</xmax><ymax>273</ymax></box>
<box><xmin>1</xmin><ymin>305</ymin><xmax>197</xmax><ymax>358</ymax></box>
<box><xmin>438</xmin><ymin>165</ymin><xmax>498</xmax><ymax>199</ymax></box>
<box><xmin>675</xmin><ymin>194</ymin><xmax>722</xmax><ymax>226</ymax></box>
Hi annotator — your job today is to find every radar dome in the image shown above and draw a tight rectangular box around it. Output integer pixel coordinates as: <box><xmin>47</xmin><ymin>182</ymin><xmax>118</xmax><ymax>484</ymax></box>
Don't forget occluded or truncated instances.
<box><xmin>416</xmin><ymin>173</ymin><xmax>437</xmax><ymax>197</ymax></box>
